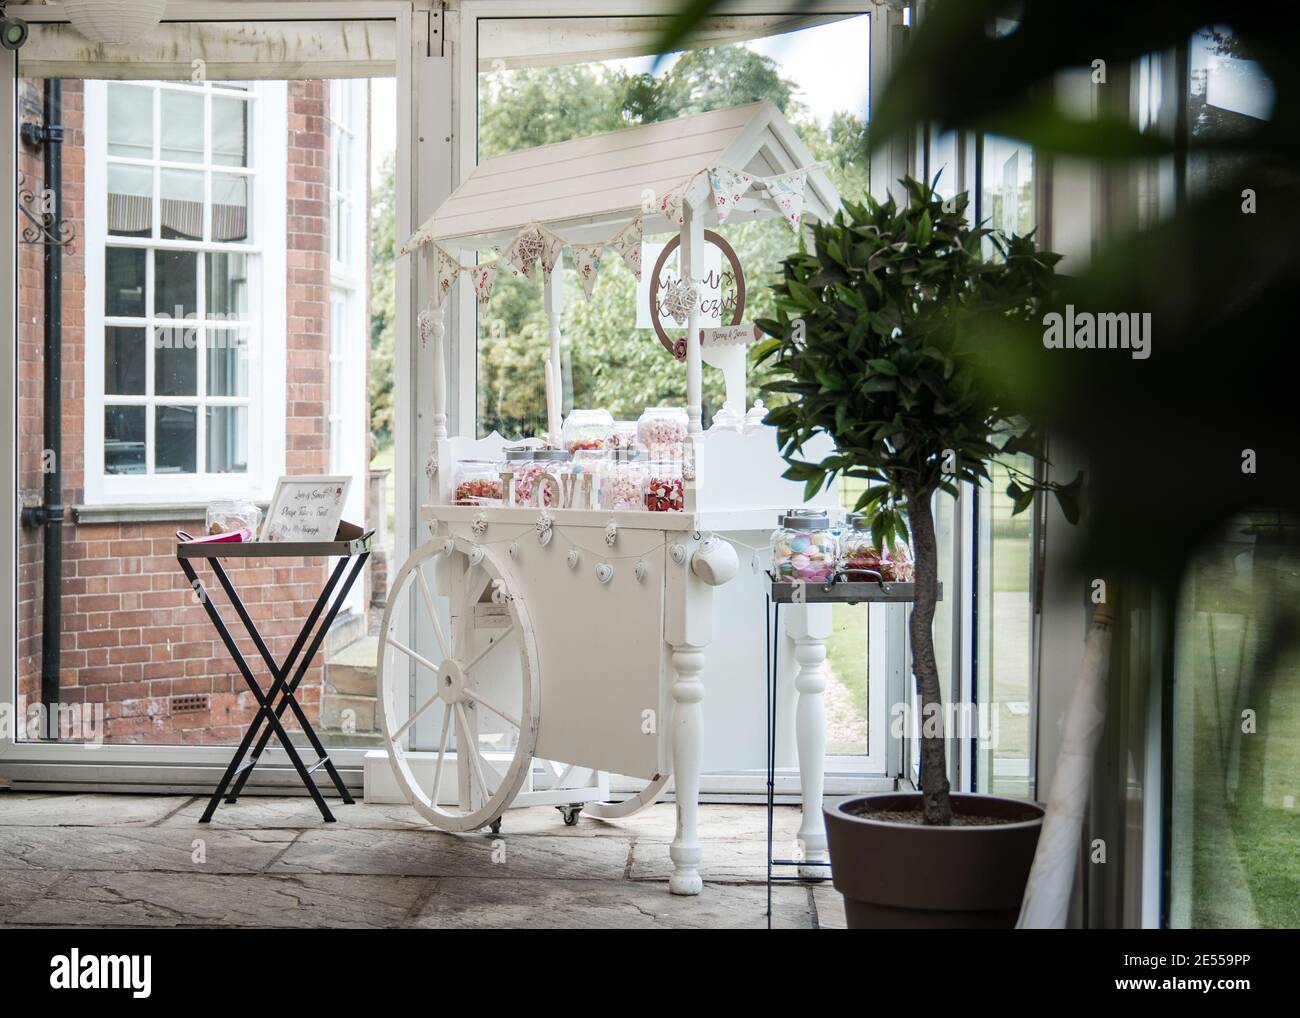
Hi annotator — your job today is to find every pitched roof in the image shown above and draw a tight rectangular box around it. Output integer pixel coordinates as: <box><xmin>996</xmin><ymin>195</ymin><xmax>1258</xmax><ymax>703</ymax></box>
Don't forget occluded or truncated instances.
<box><xmin>408</xmin><ymin>101</ymin><xmax>841</xmax><ymax>252</ymax></box>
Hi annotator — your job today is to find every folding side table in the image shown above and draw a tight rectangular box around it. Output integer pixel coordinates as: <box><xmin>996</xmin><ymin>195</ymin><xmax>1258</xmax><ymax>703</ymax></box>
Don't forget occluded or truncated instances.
<box><xmin>763</xmin><ymin>575</ymin><xmax>928</xmax><ymax>927</ymax></box>
<box><xmin>177</xmin><ymin>536</ymin><xmax>371</xmax><ymax>823</ymax></box>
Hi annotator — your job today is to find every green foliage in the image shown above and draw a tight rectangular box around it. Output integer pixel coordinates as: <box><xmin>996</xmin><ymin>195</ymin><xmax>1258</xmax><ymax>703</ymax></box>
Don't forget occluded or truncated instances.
<box><xmin>628</xmin><ymin>46</ymin><xmax>794</xmax><ymax>119</ymax></box>
<box><xmin>478</xmin><ymin>64</ymin><xmax>632</xmax><ymax>160</ymax></box>
<box><xmin>861</xmin><ymin>0</ymin><xmax>1300</xmax><ymax>590</ymax></box>
<box><xmin>755</xmin><ymin>177</ymin><xmax>1077</xmax><ymax>552</ymax></box>
<box><xmin>479</xmin><ymin>46</ymin><xmax>804</xmax><ymax>164</ymax></box>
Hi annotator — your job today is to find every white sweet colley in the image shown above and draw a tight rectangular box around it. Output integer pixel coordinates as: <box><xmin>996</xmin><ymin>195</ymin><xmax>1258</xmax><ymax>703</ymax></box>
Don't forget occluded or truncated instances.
<box><xmin>377</xmin><ymin>102</ymin><xmax>842</xmax><ymax>896</ymax></box>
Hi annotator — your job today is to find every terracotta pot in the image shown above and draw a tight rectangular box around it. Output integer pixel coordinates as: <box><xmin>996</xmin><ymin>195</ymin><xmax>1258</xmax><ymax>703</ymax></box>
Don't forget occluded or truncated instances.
<box><xmin>824</xmin><ymin>792</ymin><xmax>1045</xmax><ymax>929</ymax></box>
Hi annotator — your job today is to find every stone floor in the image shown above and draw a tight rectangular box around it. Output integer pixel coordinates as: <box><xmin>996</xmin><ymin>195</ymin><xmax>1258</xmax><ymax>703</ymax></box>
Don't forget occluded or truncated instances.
<box><xmin>0</xmin><ymin>792</ymin><xmax>845</xmax><ymax>929</ymax></box>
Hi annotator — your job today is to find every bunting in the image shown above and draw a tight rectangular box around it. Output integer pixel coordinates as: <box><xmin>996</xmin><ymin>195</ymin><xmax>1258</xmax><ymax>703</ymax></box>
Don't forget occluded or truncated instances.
<box><xmin>471</xmin><ymin>263</ymin><xmax>498</xmax><ymax>307</ymax></box>
<box><xmin>658</xmin><ymin>187</ymin><xmax>687</xmax><ymax>227</ymax></box>
<box><xmin>608</xmin><ymin>217</ymin><xmax>644</xmax><ymax>281</ymax></box>
<box><xmin>539</xmin><ymin>230</ymin><xmax>565</xmax><ymax>283</ymax></box>
<box><xmin>570</xmin><ymin>244</ymin><xmax>603</xmax><ymax>298</ymax></box>
<box><xmin>404</xmin><ymin>160</ymin><xmax>817</xmax><ymax>310</ymax></box>
<box><xmin>432</xmin><ymin>246</ymin><xmax>460</xmax><ymax>309</ymax></box>
<box><xmin>398</xmin><ymin>223</ymin><xmax>432</xmax><ymax>257</ymax></box>
<box><xmin>708</xmin><ymin>166</ymin><xmax>755</xmax><ymax>224</ymax></box>
<box><xmin>503</xmin><ymin>226</ymin><xmax>547</xmax><ymax>280</ymax></box>
<box><xmin>765</xmin><ymin>169</ymin><xmax>808</xmax><ymax>231</ymax></box>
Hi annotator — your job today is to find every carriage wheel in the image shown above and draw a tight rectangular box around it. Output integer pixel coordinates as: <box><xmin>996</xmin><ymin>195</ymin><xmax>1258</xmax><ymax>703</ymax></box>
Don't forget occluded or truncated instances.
<box><xmin>378</xmin><ymin>537</ymin><xmax>540</xmax><ymax>833</ymax></box>
<box><xmin>584</xmin><ymin>773</ymin><xmax>673</xmax><ymax>820</ymax></box>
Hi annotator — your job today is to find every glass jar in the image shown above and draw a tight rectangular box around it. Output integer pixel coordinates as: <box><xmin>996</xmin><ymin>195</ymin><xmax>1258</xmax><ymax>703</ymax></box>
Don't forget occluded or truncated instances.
<box><xmin>771</xmin><ymin>510</ymin><xmax>837</xmax><ymax>583</ymax></box>
<box><xmin>882</xmin><ymin>540</ymin><xmax>915</xmax><ymax>582</ymax></box>
<box><xmin>520</xmin><ymin>448</ymin><xmax>568</xmax><ymax>508</ymax></box>
<box><xmin>602</xmin><ymin>449</ymin><xmax>648</xmax><ymax>511</ymax></box>
<box><xmin>710</xmin><ymin>402</ymin><xmax>743</xmax><ymax>433</ymax></box>
<box><xmin>840</xmin><ymin>513</ymin><xmax>884</xmax><ymax>579</ymax></box>
<box><xmin>454</xmin><ymin>459</ymin><xmax>503</xmax><ymax>506</ymax></box>
<box><xmin>206</xmin><ymin>498</ymin><xmax>262</xmax><ymax>538</ymax></box>
<box><xmin>637</xmin><ymin>406</ymin><xmax>688</xmax><ymax>460</ymax></box>
<box><xmin>643</xmin><ymin>459</ymin><xmax>685</xmax><ymax>512</ymax></box>
<box><xmin>501</xmin><ymin>446</ymin><xmax>534</xmax><ymax>507</ymax></box>
<box><xmin>606</xmin><ymin>420</ymin><xmax>640</xmax><ymax>452</ymax></box>
<box><xmin>569</xmin><ymin>449</ymin><xmax>605</xmax><ymax>510</ymax></box>
<box><xmin>562</xmin><ymin>408</ymin><xmax>614</xmax><ymax>454</ymax></box>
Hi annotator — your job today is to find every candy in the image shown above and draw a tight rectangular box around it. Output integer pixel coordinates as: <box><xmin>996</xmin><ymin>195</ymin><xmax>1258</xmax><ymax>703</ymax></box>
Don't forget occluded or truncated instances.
<box><xmin>605</xmin><ymin>475</ymin><xmax>642</xmax><ymax>509</ymax></box>
<box><xmin>644</xmin><ymin>475</ymin><xmax>685</xmax><ymax>512</ymax></box>
<box><xmin>772</xmin><ymin>522</ymin><xmax>838</xmax><ymax>582</ymax></box>
<box><xmin>563</xmin><ymin>409</ymin><xmax>614</xmax><ymax>454</ymax></box>
<box><xmin>884</xmin><ymin>543</ymin><xmax>915</xmax><ymax>582</ymax></box>
<box><xmin>606</xmin><ymin>423</ymin><xmax>639</xmax><ymax>451</ymax></box>
<box><xmin>455</xmin><ymin>478</ymin><xmax>502</xmax><ymax>506</ymax></box>
<box><xmin>637</xmin><ymin>409</ymin><xmax>688</xmax><ymax>460</ymax></box>
<box><xmin>512</xmin><ymin>463</ymin><xmax>555</xmax><ymax>507</ymax></box>
<box><xmin>772</xmin><ymin>544</ymin><xmax>836</xmax><ymax>581</ymax></box>
<box><xmin>602</xmin><ymin>458</ymin><xmax>647</xmax><ymax>511</ymax></box>
<box><xmin>844</xmin><ymin>552</ymin><xmax>882</xmax><ymax>575</ymax></box>
<box><xmin>842</xmin><ymin>543</ymin><xmax>882</xmax><ymax>576</ymax></box>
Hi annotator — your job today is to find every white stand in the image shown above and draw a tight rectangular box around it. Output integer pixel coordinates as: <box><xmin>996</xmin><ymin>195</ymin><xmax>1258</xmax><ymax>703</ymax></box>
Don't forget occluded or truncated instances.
<box><xmin>543</xmin><ymin>265</ymin><xmax>565</xmax><ymax>440</ymax></box>
<box><xmin>429</xmin><ymin>304</ymin><xmax>448</xmax><ymax>441</ymax></box>
<box><xmin>669</xmin><ymin>643</ymin><xmax>706</xmax><ymax>895</ymax></box>
<box><xmin>701</xmin><ymin>343</ymin><xmax>747</xmax><ymax>418</ymax></box>
<box><xmin>786</xmin><ymin>604</ymin><xmax>830</xmax><ymax>875</ymax></box>
<box><xmin>681</xmin><ymin>202</ymin><xmax>704</xmax><ymax>436</ymax></box>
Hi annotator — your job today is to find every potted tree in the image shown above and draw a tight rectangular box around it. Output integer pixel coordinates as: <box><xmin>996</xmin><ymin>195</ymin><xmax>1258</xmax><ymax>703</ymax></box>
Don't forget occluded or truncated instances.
<box><xmin>755</xmin><ymin>177</ymin><xmax>1080</xmax><ymax>928</ymax></box>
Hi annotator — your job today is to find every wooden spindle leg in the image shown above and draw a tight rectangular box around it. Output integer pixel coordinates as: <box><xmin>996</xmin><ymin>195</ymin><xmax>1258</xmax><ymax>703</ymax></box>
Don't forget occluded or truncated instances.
<box><xmin>669</xmin><ymin>644</ymin><xmax>706</xmax><ymax>895</ymax></box>
<box><xmin>788</xmin><ymin>605</ymin><xmax>830</xmax><ymax>876</ymax></box>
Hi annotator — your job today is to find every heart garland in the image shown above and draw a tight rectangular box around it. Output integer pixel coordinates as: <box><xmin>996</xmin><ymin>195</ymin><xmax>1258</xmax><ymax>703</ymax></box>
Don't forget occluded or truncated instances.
<box><xmin>504</xmin><ymin>226</ymin><xmax>547</xmax><ymax>280</ymax></box>
<box><xmin>417</xmin><ymin>307</ymin><xmax>432</xmax><ymax>348</ymax></box>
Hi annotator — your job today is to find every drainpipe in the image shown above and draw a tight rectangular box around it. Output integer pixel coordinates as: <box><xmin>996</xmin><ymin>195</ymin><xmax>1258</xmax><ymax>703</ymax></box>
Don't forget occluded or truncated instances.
<box><xmin>19</xmin><ymin>80</ymin><xmax>64</xmax><ymax>740</ymax></box>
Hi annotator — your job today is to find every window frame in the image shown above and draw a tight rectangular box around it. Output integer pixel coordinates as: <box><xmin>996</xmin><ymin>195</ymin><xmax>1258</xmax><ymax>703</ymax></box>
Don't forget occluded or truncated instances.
<box><xmin>0</xmin><ymin>2</ymin><xmax>419</xmax><ymax>790</ymax></box>
<box><xmin>325</xmin><ymin>78</ymin><xmax>371</xmax><ymax>618</ymax></box>
<box><xmin>456</xmin><ymin>0</ymin><xmax>892</xmax><ymax>794</ymax></box>
<box><xmin>328</xmin><ymin>78</ymin><xmax>364</xmax><ymax>278</ymax></box>
<box><xmin>453</xmin><ymin>0</ymin><xmax>880</xmax><ymax>444</ymax></box>
<box><xmin>81</xmin><ymin>77</ymin><xmax>288</xmax><ymax>506</ymax></box>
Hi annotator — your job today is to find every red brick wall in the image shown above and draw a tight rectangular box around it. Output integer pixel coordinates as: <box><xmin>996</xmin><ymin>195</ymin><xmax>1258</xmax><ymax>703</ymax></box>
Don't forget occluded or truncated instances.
<box><xmin>15</xmin><ymin>80</ymin><xmax>336</xmax><ymax>745</ymax></box>
<box><xmin>286</xmin><ymin>81</ymin><xmax>330</xmax><ymax>476</ymax></box>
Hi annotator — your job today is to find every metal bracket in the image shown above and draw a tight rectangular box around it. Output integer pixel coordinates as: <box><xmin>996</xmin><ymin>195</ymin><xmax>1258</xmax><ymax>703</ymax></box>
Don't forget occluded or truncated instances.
<box><xmin>16</xmin><ymin>171</ymin><xmax>75</xmax><ymax>251</ymax></box>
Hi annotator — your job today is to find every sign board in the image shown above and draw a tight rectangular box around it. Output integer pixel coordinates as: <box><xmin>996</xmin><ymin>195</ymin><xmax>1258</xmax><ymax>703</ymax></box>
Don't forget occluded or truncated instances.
<box><xmin>636</xmin><ymin>241</ymin><xmax>723</xmax><ymax>329</ymax></box>
<box><xmin>260</xmin><ymin>475</ymin><xmax>352</xmax><ymax>543</ymax></box>
<box><xmin>700</xmin><ymin>322</ymin><xmax>763</xmax><ymax>347</ymax></box>
<box><xmin>645</xmin><ymin>231</ymin><xmax>747</xmax><ymax>360</ymax></box>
